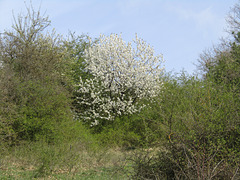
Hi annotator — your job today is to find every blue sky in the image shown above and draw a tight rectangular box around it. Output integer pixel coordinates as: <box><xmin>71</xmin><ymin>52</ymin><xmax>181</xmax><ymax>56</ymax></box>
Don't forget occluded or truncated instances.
<box><xmin>0</xmin><ymin>0</ymin><xmax>238</xmax><ymax>74</ymax></box>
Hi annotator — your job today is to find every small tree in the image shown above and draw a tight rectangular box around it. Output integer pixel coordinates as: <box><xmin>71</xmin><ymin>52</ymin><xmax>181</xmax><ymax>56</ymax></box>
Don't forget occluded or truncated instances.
<box><xmin>0</xmin><ymin>6</ymin><xmax>72</xmax><ymax>143</ymax></box>
<box><xmin>198</xmin><ymin>1</ymin><xmax>240</xmax><ymax>91</ymax></box>
<box><xmin>76</xmin><ymin>34</ymin><xmax>164</xmax><ymax>125</ymax></box>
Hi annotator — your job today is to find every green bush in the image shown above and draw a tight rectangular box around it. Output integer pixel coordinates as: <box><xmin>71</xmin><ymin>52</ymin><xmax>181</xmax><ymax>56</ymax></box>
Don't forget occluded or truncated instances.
<box><xmin>12</xmin><ymin>80</ymin><xmax>72</xmax><ymax>142</ymax></box>
<box><xmin>95</xmin><ymin>116</ymin><xmax>143</xmax><ymax>148</ymax></box>
<box><xmin>0</xmin><ymin>7</ymin><xmax>73</xmax><ymax>144</ymax></box>
<box><xmin>92</xmin><ymin>105</ymin><xmax>165</xmax><ymax>148</ymax></box>
<box><xmin>130</xmin><ymin>72</ymin><xmax>240</xmax><ymax>179</ymax></box>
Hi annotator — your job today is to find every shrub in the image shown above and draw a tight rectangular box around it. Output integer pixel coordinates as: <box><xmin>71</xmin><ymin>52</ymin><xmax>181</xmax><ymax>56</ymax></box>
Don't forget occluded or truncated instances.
<box><xmin>130</xmin><ymin>72</ymin><xmax>240</xmax><ymax>179</ymax></box>
<box><xmin>0</xmin><ymin>6</ymin><xmax>72</xmax><ymax>144</ymax></box>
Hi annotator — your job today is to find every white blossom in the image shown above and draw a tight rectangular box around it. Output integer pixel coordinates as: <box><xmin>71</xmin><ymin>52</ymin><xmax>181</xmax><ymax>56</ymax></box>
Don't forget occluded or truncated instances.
<box><xmin>76</xmin><ymin>34</ymin><xmax>164</xmax><ymax>124</ymax></box>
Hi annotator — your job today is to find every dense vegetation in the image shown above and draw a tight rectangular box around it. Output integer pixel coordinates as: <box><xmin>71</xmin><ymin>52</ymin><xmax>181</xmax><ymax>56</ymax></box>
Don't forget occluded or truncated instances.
<box><xmin>0</xmin><ymin>3</ymin><xmax>239</xmax><ymax>179</ymax></box>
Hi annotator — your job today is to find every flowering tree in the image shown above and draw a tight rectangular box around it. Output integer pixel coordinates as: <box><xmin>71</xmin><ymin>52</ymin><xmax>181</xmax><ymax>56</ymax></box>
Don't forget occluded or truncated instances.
<box><xmin>76</xmin><ymin>34</ymin><xmax>164</xmax><ymax>125</ymax></box>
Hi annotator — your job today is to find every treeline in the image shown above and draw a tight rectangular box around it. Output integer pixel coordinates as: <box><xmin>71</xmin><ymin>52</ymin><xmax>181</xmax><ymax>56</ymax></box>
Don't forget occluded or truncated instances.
<box><xmin>0</xmin><ymin>3</ymin><xmax>239</xmax><ymax>179</ymax></box>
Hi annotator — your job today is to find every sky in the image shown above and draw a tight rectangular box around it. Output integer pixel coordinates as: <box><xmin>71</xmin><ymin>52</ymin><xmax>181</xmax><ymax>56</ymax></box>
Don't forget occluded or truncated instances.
<box><xmin>0</xmin><ymin>0</ymin><xmax>239</xmax><ymax>74</ymax></box>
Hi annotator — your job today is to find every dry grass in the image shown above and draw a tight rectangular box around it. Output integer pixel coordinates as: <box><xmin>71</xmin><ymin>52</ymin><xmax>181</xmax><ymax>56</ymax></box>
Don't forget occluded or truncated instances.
<box><xmin>0</xmin><ymin>141</ymin><xmax>131</xmax><ymax>179</ymax></box>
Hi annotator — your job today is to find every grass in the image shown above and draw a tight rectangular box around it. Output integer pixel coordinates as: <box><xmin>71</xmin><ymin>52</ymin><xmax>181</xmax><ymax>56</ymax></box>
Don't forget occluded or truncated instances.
<box><xmin>0</xmin><ymin>140</ymin><xmax>132</xmax><ymax>180</ymax></box>
<box><xmin>0</xmin><ymin>166</ymin><xmax>129</xmax><ymax>179</ymax></box>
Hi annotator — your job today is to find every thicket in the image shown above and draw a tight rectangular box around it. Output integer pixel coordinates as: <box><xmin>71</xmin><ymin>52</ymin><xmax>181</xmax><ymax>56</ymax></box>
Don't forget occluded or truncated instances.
<box><xmin>0</xmin><ymin>2</ymin><xmax>239</xmax><ymax>179</ymax></box>
<box><xmin>0</xmin><ymin>7</ymin><xmax>75</xmax><ymax>144</ymax></box>
<box><xmin>130</xmin><ymin>73</ymin><xmax>240</xmax><ymax>179</ymax></box>
<box><xmin>129</xmin><ymin>3</ymin><xmax>240</xmax><ymax>179</ymax></box>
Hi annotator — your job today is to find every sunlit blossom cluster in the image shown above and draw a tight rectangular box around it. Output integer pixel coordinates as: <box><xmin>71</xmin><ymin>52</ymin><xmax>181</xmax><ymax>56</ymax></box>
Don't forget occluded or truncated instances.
<box><xmin>76</xmin><ymin>34</ymin><xmax>164</xmax><ymax>125</ymax></box>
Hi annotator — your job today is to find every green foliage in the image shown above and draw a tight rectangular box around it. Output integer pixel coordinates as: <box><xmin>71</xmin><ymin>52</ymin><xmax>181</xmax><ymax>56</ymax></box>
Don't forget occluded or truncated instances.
<box><xmin>92</xmin><ymin>103</ymin><xmax>165</xmax><ymax>148</ymax></box>
<box><xmin>63</xmin><ymin>33</ymin><xmax>95</xmax><ymax>84</ymax></box>
<box><xmin>95</xmin><ymin>116</ymin><xmax>143</xmax><ymax>148</ymax></box>
<box><xmin>0</xmin><ymin>6</ymin><xmax>72</xmax><ymax>144</ymax></box>
<box><xmin>198</xmin><ymin>5</ymin><xmax>240</xmax><ymax>94</ymax></box>
<box><xmin>204</xmin><ymin>44</ymin><xmax>240</xmax><ymax>92</ymax></box>
<box><xmin>0</xmin><ymin>2</ymin><xmax>240</xmax><ymax>179</ymax></box>
<box><xmin>0</xmin><ymin>120</ymin><xmax>104</xmax><ymax>177</ymax></box>
<box><xmin>130</xmin><ymin>72</ymin><xmax>240</xmax><ymax>179</ymax></box>
<box><xmin>12</xmin><ymin>80</ymin><xmax>71</xmax><ymax>142</ymax></box>
<box><xmin>63</xmin><ymin>33</ymin><xmax>99</xmax><ymax>120</ymax></box>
